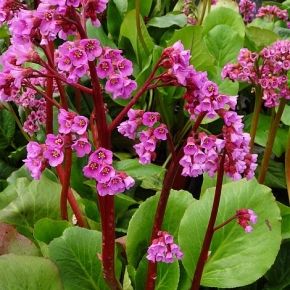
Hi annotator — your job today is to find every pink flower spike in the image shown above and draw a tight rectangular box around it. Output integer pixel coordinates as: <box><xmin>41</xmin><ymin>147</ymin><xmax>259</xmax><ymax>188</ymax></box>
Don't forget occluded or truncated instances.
<box><xmin>236</xmin><ymin>208</ymin><xmax>258</xmax><ymax>233</ymax></box>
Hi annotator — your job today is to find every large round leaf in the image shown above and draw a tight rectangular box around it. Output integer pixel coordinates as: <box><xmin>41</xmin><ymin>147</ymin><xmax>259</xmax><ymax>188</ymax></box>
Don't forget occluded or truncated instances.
<box><xmin>0</xmin><ymin>254</ymin><xmax>62</xmax><ymax>290</ymax></box>
<box><xmin>126</xmin><ymin>190</ymin><xmax>194</xmax><ymax>268</ymax></box>
<box><xmin>135</xmin><ymin>256</ymin><xmax>180</xmax><ymax>290</ymax></box>
<box><xmin>203</xmin><ymin>7</ymin><xmax>245</xmax><ymax>38</ymax></box>
<box><xmin>179</xmin><ymin>178</ymin><xmax>281</xmax><ymax>288</ymax></box>
<box><xmin>0</xmin><ymin>174</ymin><xmax>61</xmax><ymax>230</ymax></box>
<box><xmin>49</xmin><ymin>227</ymin><xmax>109</xmax><ymax>290</ymax></box>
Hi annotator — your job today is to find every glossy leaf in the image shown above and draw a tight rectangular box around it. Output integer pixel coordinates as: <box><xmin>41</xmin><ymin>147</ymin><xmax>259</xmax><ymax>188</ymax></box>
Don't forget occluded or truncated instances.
<box><xmin>34</xmin><ymin>218</ymin><xmax>71</xmax><ymax>244</ymax></box>
<box><xmin>114</xmin><ymin>159</ymin><xmax>166</xmax><ymax>190</ymax></box>
<box><xmin>126</xmin><ymin>190</ymin><xmax>194</xmax><ymax>268</ymax></box>
<box><xmin>245</xmin><ymin>26</ymin><xmax>279</xmax><ymax>51</ymax></box>
<box><xmin>168</xmin><ymin>26</ymin><xmax>215</xmax><ymax>71</ymax></box>
<box><xmin>0</xmin><ymin>174</ymin><xmax>61</xmax><ymax>230</ymax></box>
<box><xmin>135</xmin><ymin>256</ymin><xmax>180</xmax><ymax>290</ymax></box>
<box><xmin>0</xmin><ymin>254</ymin><xmax>63</xmax><ymax>290</ymax></box>
<box><xmin>203</xmin><ymin>7</ymin><xmax>245</xmax><ymax>38</ymax></box>
<box><xmin>147</xmin><ymin>13</ymin><xmax>187</xmax><ymax>28</ymax></box>
<box><xmin>205</xmin><ymin>24</ymin><xmax>244</xmax><ymax>68</ymax></box>
<box><xmin>179</xmin><ymin>179</ymin><xmax>281</xmax><ymax>288</ymax></box>
<box><xmin>49</xmin><ymin>227</ymin><xmax>109</xmax><ymax>290</ymax></box>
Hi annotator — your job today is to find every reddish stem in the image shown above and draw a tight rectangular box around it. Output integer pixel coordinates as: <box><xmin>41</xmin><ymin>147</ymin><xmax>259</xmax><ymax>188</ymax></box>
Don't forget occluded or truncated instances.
<box><xmin>191</xmin><ymin>151</ymin><xmax>226</xmax><ymax>290</ymax></box>
<box><xmin>213</xmin><ymin>215</ymin><xmax>236</xmax><ymax>232</ymax></box>
<box><xmin>146</xmin><ymin>112</ymin><xmax>206</xmax><ymax>290</ymax></box>
<box><xmin>56</xmin><ymin>166</ymin><xmax>87</xmax><ymax>227</ymax></box>
<box><xmin>75</xmin><ymin>88</ymin><xmax>82</xmax><ymax>113</ymax></box>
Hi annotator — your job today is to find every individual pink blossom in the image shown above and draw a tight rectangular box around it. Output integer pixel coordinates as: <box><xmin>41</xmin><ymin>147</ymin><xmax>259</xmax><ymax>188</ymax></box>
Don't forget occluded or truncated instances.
<box><xmin>142</xmin><ymin>112</ymin><xmax>160</xmax><ymax>127</ymax></box>
<box><xmin>71</xmin><ymin>115</ymin><xmax>89</xmax><ymax>135</ymax></box>
<box><xmin>44</xmin><ymin>147</ymin><xmax>64</xmax><ymax>167</ymax></box>
<box><xmin>146</xmin><ymin>231</ymin><xmax>183</xmax><ymax>263</ymax></box>
<box><xmin>89</xmin><ymin>148</ymin><xmax>113</xmax><ymax>164</ymax></box>
<box><xmin>58</xmin><ymin>109</ymin><xmax>76</xmax><ymax>134</ymax></box>
<box><xmin>71</xmin><ymin>138</ymin><xmax>91</xmax><ymax>157</ymax></box>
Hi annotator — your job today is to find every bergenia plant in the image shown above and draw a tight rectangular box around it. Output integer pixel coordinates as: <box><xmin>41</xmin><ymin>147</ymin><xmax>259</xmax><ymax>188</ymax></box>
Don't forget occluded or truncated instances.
<box><xmin>0</xmin><ymin>0</ymin><xmax>288</xmax><ymax>290</ymax></box>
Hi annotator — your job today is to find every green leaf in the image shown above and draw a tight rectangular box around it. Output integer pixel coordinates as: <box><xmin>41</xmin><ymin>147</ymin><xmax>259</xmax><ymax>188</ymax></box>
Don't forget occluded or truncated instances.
<box><xmin>147</xmin><ymin>13</ymin><xmax>187</xmax><ymax>28</ymax></box>
<box><xmin>203</xmin><ymin>7</ymin><xmax>245</xmax><ymax>39</ymax></box>
<box><xmin>265</xmin><ymin>240</ymin><xmax>290</xmax><ymax>290</ymax></box>
<box><xmin>244</xmin><ymin>113</ymin><xmax>288</xmax><ymax>157</ymax></box>
<box><xmin>119</xmin><ymin>9</ymin><xmax>154</xmax><ymax>64</ymax></box>
<box><xmin>0</xmin><ymin>159</ymin><xmax>16</xmax><ymax>179</ymax></box>
<box><xmin>126</xmin><ymin>189</ymin><xmax>194</xmax><ymax>268</ymax></box>
<box><xmin>168</xmin><ymin>26</ymin><xmax>215</xmax><ymax>71</ymax></box>
<box><xmin>34</xmin><ymin>218</ymin><xmax>71</xmax><ymax>244</ymax></box>
<box><xmin>0</xmin><ymin>109</ymin><xmax>15</xmax><ymax>150</ymax></box>
<box><xmin>135</xmin><ymin>256</ymin><xmax>180</xmax><ymax>290</ymax></box>
<box><xmin>0</xmin><ymin>254</ymin><xmax>63</xmax><ymax>290</ymax></box>
<box><xmin>49</xmin><ymin>227</ymin><xmax>109</xmax><ymax>290</ymax></box>
<box><xmin>280</xmin><ymin>104</ymin><xmax>290</xmax><ymax>126</ymax></box>
<box><xmin>245</xmin><ymin>27</ymin><xmax>279</xmax><ymax>52</ymax></box>
<box><xmin>87</xmin><ymin>22</ymin><xmax>117</xmax><ymax>48</ymax></box>
<box><xmin>278</xmin><ymin>203</ymin><xmax>290</xmax><ymax>240</ymax></box>
<box><xmin>179</xmin><ymin>178</ymin><xmax>281</xmax><ymax>288</ymax></box>
<box><xmin>205</xmin><ymin>24</ymin><xmax>244</xmax><ymax>68</ymax></box>
<box><xmin>114</xmin><ymin>159</ymin><xmax>166</xmax><ymax>190</ymax></box>
<box><xmin>274</xmin><ymin>27</ymin><xmax>290</xmax><ymax>39</ymax></box>
<box><xmin>127</xmin><ymin>0</ymin><xmax>153</xmax><ymax>16</ymax></box>
<box><xmin>112</xmin><ymin>0</ymin><xmax>128</xmax><ymax>15</ymax></box>
<box><xmin>107</xmin><ymin>1</ymin><xmax>123</xmax><ymax>41</ymax></box>
<box><xmin>0</xmin><ymin>174</ymin><xmax>61</xmax><ymax>230</ymax></box>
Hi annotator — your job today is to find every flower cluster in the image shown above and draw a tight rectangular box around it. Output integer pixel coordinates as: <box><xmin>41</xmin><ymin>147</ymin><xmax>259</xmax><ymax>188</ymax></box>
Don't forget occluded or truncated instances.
<box><xmin>239</xmin><ymin>0</ymin><xmax>256</xmax><ymax>23</ymax></box>
<box><xmin>24</xmin><ymin>109</ymin><xmax>91</xmax><ymax>179</ymax></box>
<box><xmin>222</xmin><ymin>48</ymin><xmax>258</xmax><ymax>83</ymax></box>
<box><xmin>182</xmin><ymin>0</ymin><xmax>197</xmax><ymax>25</ymax></box>
<box><xmin>236</xmin><ymin>209</ymin><xmax>257</xmax><ymax>233</ymax></box>
<box><xmin>83</xmin><ymin>148</ymin><xmax>135</xmax><ymax>196</ymax></box>
<box><xmin>146</xmin><ymin>231</ymin><xmax>183</xmax><ymax>263</ymax></box>
<box><xmin>0</xmin><ymin>0</ymin><xmax>25</xmax><ymax>25</ymax></box>
<box><xmin>23</xmin><ymin>97</ymin><xmax>46</xmax><ymax>136</ymax></box>
<box><xmin>221</xmin><ymin>111</ymin><xmax>258</xmax><ymax>180</ymax></box>
<box><xmin>161</xmin><ymin>41</ymin><xmax>237</xmax><ymax>120</ymax></box>
<box><xmin>96</xmin><ymin>48</ymin><xmax>137</xmax><ymax>99</ymax></box>
<box><xmin>256</xmin><ymin>5</ymin><xmax>288</xmax><ymax>22</ymax></box>
<box><xmin>155</xmin><ymin>41</ymin><xmax>258</xmax><ymax>181</ymax></box>
<box><xmin>259</xmin><ymin>40</ymin><xmax>290</xmax><ymax>107</ymax></box>
<box><xmin>118</xmin><ymin>109</ymin><xmax>168</xmax><ymax>164</ymax></box>
<box><xmin>222</xmin><ymin>40</ymin><xmax>290</xmax><ymax>107</ymax></box>
<box><xmin>180</xmin><ymin>133</ymin><xmax>225</xmax><ymax>178</ymax></box>
<box><xmin>56</xmin><ymin>39</ymin><xmax>102</xmax><ymax>83</ymax></box>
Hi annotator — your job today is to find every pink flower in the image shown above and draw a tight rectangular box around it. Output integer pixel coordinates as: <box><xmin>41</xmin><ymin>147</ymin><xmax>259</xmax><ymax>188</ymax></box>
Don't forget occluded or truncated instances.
<box><xmin>44</xmin><ymin>147</ymin><xmax>64</xmax><ymax>167</ymax></box>
<box><xmin>58</xmin><ymin>109</ymin><xmax>75</xmax><ymax>134</ymax></box>
<box><xmin>83</xmin><ymin>161</ymin><xmax>100</xmax><ymax>179</ymax></box>
<box><xmin>45</xmin><ymin>134</ymin><xmax>64</xmax><ymax>148</ymax></box>
<box><xmin>96</xmin><ymin>165</ymin><xmax>115</xmax><ymax>183</ymax></box>
<box><xmin>146</xmin><ymin>231</ymin><xmax>183</xmax><ymax>263</ymax></box>
<box><xmin>153</xmin><ymin>124</ymin><xmax>168</xmax><ymax>140</ymax></box>
<box><xmin>69</xmin><ymin>48</ymin><xmax>88</xmax><ymax>67</ymax></box>
<box><xmin>80</xmin><ymin>39</ymin><xmax>102</xmax><ymax>61</ymax></box>
<box><xmin>142</xmin><ymin>112</ymin><xmax>160</xmax><ymax>127</ymax></box>
<box><xmin>71</xmin><ymin>115</ymin><xmax>89</xmax><ymax>135</ymax></box>
<box><xmin>89</xmin><ymin>148</ymin><xmax>113</xmax><ymax>164</ymax></box>
<box><xmin>71</xmin><ymin>138</ymin><xmax>91</xmax><ymax>157</ymax></box>
<box><xmin>96</xmin><ymin>59</ymin><xmax>113</xmax><ymax>79</ymax></box>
